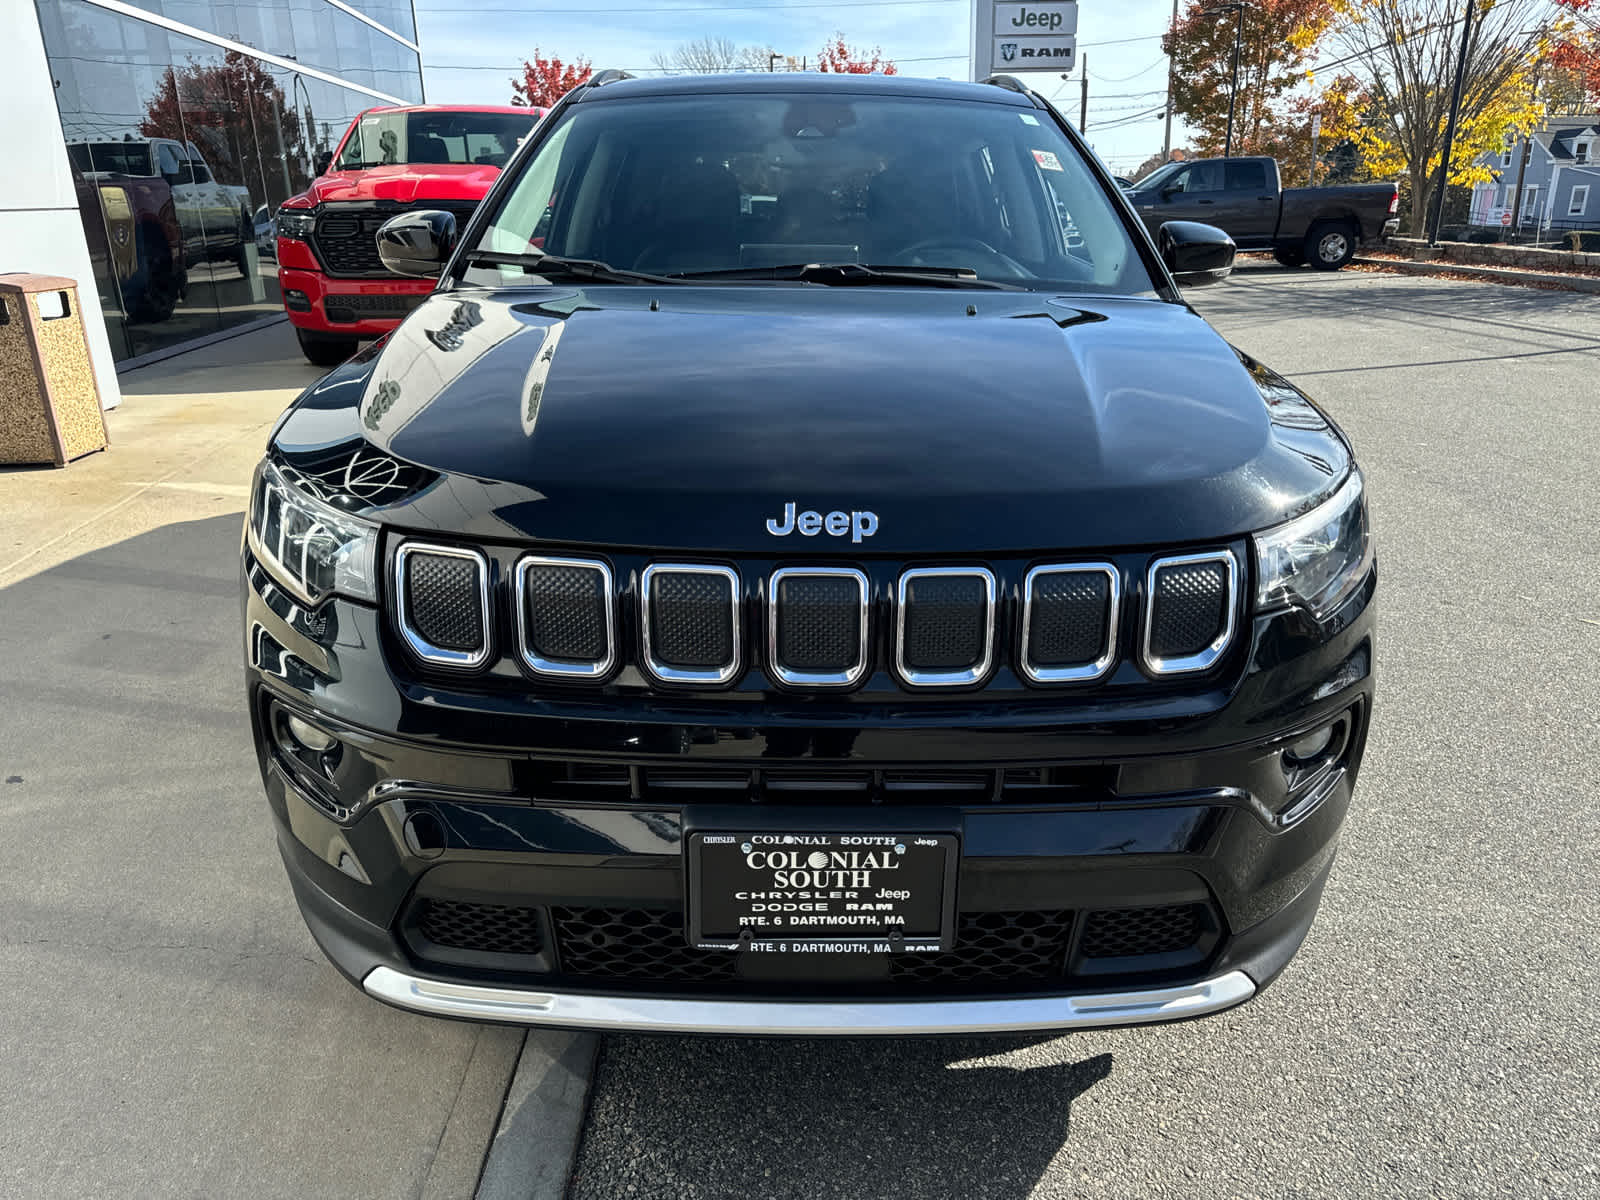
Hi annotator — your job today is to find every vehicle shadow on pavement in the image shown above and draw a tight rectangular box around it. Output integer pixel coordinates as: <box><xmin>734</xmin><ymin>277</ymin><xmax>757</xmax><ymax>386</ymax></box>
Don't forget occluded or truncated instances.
<box><xmin>568</xmin><ymin>1036</ymin><xmax>1113</xmax><ymax>1199</ymax></box>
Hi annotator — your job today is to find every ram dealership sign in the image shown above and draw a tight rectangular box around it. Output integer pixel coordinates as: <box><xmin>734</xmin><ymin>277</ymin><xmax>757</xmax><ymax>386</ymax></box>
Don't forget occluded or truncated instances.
<box><xmin>973</xmin><ymin>2</ymin><xmax>1079</xmax><ymax>76</ymax></box>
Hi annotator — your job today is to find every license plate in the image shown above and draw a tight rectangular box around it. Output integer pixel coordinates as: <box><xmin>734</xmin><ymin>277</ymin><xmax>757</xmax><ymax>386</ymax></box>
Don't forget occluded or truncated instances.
<box><xmin>686</xmin><ymin>831</ymin><xmax>958</xmax><ymax>953</ymax></box>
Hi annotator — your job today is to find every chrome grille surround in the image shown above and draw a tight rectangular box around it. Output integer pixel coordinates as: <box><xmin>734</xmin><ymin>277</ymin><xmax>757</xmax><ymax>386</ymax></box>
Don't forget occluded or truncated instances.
<box><xmin>393</xmin><ymin>542</ymin><xmax>493</xmax><ymax>669</ymax></box>
<box><xmin>895</xmin><ymin>567</ymin><xmax>997</xmax><ymax>688</ymax></box>
<box><xmin>1139</xmin><ymin>550</ymin><xmax>1239</xmax><ymax>676</ymax></box>
<box><xmin>1019</xmin><ymin>563</ymin><xmax>1120</xmax><ymax>684</ymax></box>
<box><xmin>766</xmin><ymin>566</ymin><xmax>870</xmax><ymax>688</ymax></box>
<box><xmin>639</xmin><ymin>563</ymin><xmax>742</xmax><ymax>686</ymax></box>
<box><xmin>514</xmin><ymin>555</ymin><xmax>616</xmax><ymax>679</ymax></box>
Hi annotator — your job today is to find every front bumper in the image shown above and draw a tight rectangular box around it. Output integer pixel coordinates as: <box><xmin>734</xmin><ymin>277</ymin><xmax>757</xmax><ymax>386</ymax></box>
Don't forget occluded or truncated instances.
<box><xmin>276</xmin><ymin>255</ymin><xmax>432</xmax><ymax>337</ymax></box>
<box><xmin>246</xmin><ymin>547</ymin><xmax>1374</xmax><ymax>1034</ymax></box>
<box><xmin>362</xmin><ymin>964</ymin><xmax>1257</xmax><ymax>1034</ymax></box>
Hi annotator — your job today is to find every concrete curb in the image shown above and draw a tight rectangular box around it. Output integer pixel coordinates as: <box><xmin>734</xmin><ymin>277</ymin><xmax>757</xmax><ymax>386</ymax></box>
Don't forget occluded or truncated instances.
<box><xmin>476</xmin><ymin>1031</ymin><xmax>600</xmax><ymax>1200</ymax></box>
<box><xmin>1353</xmin><ymin>255</ymin><xmax>1600</xmax><ymax>294</ymax></box>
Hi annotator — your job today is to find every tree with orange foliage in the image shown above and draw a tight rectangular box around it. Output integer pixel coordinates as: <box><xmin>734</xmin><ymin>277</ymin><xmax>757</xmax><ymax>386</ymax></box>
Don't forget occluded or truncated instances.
<box><xmin>816</xmin><ymin>34</ymin><xmax>897</xmax><ymax>75</ymax></box>
<box><xmin>1549</xmin><ymin>1</ymin><xmax>1600</xmax><ymax>108</ymax></box>
<box><xmin>511</xmin><ymin>49</ymin><xmax>593</xmax><ymax>108</ymax></box>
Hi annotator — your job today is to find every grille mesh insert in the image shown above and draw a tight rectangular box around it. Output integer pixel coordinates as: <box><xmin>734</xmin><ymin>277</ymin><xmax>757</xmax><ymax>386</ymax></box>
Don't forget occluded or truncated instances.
<box><xmin>403</xmin><ymin>552</ymin><xmax>483</xmax><ymax>652</ymax></box>
<box><xmin>902</xmin><ymin>575</ymin><xmax>987</xmax><ymax>670</ymax></box>
<box><xmin>891</xmin><ymin>910</ymin><xmax>1073</xmax><ymax>984</ymax></box>
<box><xmin>775</xmin><ymin>575</ymin><xmax>861</xmax><ymax>672</ymax></box>
<box><xmin>552</xmin><ymin>907</ymin><xmax>738</xmax><ymax>981</ymax></box>
<box><xmin>1029</xmin><ymin>572</ymin><xmax>1111</xmax><ymax>666</ymax></box>
<box><xmin>649</xmin><ymin>571</ymin><xmax>735</xmax><ymax>669</ymax></box>
<box><xmin>416</xmin><ymin>899</ymin><xmax>543</xmax><ymax>956</ymax></box>
<box><xmin>1148</xmin><ymin>560</ymin><xmax>1229</xmax><ymax>660</ymax></box>
<box><xmin>523</xmin><ymin>564</ymin><xmax>607</xmax><ymax>662</ymax></box>
<box><xmin>1079</xmin><ymin>904</ymin><xmax>1203</xmax><ymax>958</ymax></box>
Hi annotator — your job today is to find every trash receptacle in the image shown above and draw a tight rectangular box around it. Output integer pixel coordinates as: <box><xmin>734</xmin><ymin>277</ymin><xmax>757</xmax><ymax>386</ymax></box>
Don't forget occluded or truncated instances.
<box><xmin>0</xmin><ymin>274</ymin><xmax>110</xmax><ymax>467</ymax></box>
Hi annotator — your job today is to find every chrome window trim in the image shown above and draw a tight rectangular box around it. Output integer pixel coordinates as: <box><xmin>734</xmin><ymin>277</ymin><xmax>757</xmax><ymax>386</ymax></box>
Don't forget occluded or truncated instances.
<box><xmin>513</xmin><ymin>555</ymin><xmax>616</xmax><ymax>679</ymax></box>
<box><xmin>393</xmin><ymin>542</ymin><xmax>493</xmax><ymax>670</ymax></box>
<box><xmin>1139</xmin><ymin>550</ymin><xmax>1239</xmax><ymax>676</ymax></box>
<box><xmin>767</xmin><ymin>567</ymin><xmax>870</xmax><ymax>688</ymax></box>
<box><xmin>640</xmin><ymin>563</ymin><xmax>743</xmax><ymax>686</ymax></box>
<box><xmin>1020</xmin><ymin>562</ymin><xmax>1120</xmax><ymax>684</ymax></box>
<box><xmin>894</xmin><ymin>567</ymin><xmax>997</xmax><ymax>688</ymax></box>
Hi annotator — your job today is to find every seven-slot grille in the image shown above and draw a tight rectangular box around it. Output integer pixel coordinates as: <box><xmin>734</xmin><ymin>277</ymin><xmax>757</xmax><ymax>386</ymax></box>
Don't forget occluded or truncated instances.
<box><xmin>1141</xmin><ymin>552</ymin><xmax>1237</xmax><ymax>675</ymax></box>
<box><xmin>390</xmin><ymin>544</ymin><xmax>1241</xmax><ymax>688</ymax></box>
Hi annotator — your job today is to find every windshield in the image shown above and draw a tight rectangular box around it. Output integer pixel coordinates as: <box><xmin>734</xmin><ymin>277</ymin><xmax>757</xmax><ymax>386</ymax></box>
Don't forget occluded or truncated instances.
<box><xmin>1131</xmin><ymin>161</ymin><xmax>1184</xmax><ymax>191</ymax></box>
<box><xmin>468</xmin><ymin>92</ymin><xmax>1154</xmax><ymax>294</ymax></box>
<box><xmin>336</xmin><ymin>111</ymin><xmax>537</xmax><ymax>170</ymax></box>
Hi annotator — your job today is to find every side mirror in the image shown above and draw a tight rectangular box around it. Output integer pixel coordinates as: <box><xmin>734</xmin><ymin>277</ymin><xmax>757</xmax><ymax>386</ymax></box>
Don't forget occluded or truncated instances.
<box><xmin>313</xmin><ymin>151</ymin><xmax>333</xmax><ymax>176</ymax></box>
<box><xmin>377</xmin><ymin>210</ymin><xmax>458</xmax><ymax>278</ymax></box>
<box><xmin>1158</xmin><ymin>221</ymin><xmax>1235</xmax><ymax>287</ymax></box>
<box><xmin>1161</xmin><ymin>186</ymin><xmax>1182</xmax><ymax>201</ymax></box>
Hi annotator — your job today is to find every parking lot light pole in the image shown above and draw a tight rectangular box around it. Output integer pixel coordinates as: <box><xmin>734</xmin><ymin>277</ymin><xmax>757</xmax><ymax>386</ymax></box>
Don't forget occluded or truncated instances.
<box><xmin>1202</xmin><ymin>4</ymin><xmax>1247</xmax><ymax>159</ymax></box>
<box><xmin>1427</xmin><ymin>0</ymin><xmax>1477</xmax><ymax>246</ymax></box>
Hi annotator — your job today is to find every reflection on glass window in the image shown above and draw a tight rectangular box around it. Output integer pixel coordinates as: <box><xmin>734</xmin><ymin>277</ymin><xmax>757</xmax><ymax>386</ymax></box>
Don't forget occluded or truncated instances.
<box><xmin>337</xmin><ymin>111</ymin><xmax>539</xmax><ymax>170</ymax></box>
<box><xmin>35</xmin><ymin>0</ymin><xmax>422</xmax><ymax>362</ymax></box>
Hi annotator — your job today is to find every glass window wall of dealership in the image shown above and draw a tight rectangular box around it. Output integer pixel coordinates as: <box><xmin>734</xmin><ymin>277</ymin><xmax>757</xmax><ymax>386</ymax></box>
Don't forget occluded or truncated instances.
<box><xmin>35</xmin><ymin>0</ymin><xmax>423</xmax><ymax>363</ymax></box>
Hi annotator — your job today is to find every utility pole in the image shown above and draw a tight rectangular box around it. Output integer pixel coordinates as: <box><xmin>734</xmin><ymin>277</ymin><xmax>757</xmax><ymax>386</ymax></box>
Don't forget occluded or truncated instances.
<box><xmin>1080</xmin><ymin>54</ymin><xmax>1089</xmax><ymax>132</ymax></box>
<box><xmin>1427</xmin><ymin>0</ymin><xmax>1477</xmax><ymax>246</ymax></box>
<box><xmin>1163</xmin><ymin>0</ymin><xmax>1177</xmax><ymax>157</ymax></box>
<box><xmin>1508</xmin><ymin>76</ymin><xmax>1540</xmax><ymax>239</ymax></box>
<box><xmin>768</xmin><ymin>52</ymin><xmax>780</xmax><ymax>72</ymax></box>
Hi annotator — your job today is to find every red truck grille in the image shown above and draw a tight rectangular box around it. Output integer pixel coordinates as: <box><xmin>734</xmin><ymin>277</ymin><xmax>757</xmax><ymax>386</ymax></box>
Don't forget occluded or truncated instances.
<box><xmin>311</xmin><ymin>200</ymin><xmax>481</xmax><ymax>278</ymax></box>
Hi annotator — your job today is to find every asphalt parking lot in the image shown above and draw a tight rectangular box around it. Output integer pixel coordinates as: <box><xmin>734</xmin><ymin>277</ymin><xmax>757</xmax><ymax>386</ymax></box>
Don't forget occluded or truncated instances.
<box><xmin>2</xmin><ymin>262</ymin><xmax>1597</xmax><ymax>1198</ymax></box>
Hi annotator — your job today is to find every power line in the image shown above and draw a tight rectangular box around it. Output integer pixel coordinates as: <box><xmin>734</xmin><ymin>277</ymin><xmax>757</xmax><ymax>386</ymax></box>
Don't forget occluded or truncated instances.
<box><xmin>1089</xmin><ymin>56</ymin><xmax>1166</xmax><ymax>84</ymax></box>
<box><xmin>427</xmin><ymin>52</ymin><xmax>969</xmax><ymax>71</ymax></box>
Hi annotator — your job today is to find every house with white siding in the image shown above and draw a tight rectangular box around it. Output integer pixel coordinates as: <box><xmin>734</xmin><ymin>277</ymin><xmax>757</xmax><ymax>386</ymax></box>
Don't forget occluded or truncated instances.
<box><xmin>1469</xmin><ymin>116</ymin><xmax>1600</xmax><ymax>236</ymax></box>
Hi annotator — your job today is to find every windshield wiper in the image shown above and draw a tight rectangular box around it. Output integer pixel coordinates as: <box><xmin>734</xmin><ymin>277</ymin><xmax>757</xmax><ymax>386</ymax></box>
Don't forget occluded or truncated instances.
<box><xmin>462</xmin><ymin>251</ymin><xmax>686</xmax><ymax>286</ymax></box>
<box><xmin>668</xmin><ymin>262</ymin><xmax>1024</xmax><ymax>290</ymax></box>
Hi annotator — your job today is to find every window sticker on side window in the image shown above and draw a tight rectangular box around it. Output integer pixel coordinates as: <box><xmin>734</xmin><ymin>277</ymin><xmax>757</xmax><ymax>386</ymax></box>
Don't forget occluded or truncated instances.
<box><xmin>1032</xmin><ymin>149</ymin><xmax>1063</xmax><ymax>172</ymax></box>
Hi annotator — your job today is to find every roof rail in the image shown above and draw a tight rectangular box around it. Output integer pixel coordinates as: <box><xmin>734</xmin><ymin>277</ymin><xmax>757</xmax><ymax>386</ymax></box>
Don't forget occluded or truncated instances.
<box><xmin>980</xmin><ymin>74</ymin><xmax>1048</xmax><ymax>107</ymax></box>
<box><xmin>587</xmin><ymin>69</ymin><xmax>635</xmax><ymax>88</ymax></box>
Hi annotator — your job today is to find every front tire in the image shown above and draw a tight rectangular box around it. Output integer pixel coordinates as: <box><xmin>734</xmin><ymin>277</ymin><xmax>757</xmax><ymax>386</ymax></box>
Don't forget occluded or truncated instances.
<box><xmin>296</xmin><ymin>327</ymin><xmax>359</xmax><ymax>367</ymax></box>
<box><xmin>1305</xmin><ymin>221</ymin><xmax>1358</xmax><ymax>270</ymax></box>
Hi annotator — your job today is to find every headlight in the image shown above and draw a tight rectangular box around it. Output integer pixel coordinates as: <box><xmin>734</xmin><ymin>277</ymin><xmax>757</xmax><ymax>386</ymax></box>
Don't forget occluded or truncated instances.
<box><xmin>1254</xmin><ymin>470</ymin><xmax>1372</xmax><ymax>617</ymax></box>
<box><xmin>247</xmin><ymin>458</ymin><xmax>378</xmax><ymax>605</ymax></box>
<box><xmin>276</xmin><ymin>207</ymin><xmax>315</xmax><ymax>239</ymax></box>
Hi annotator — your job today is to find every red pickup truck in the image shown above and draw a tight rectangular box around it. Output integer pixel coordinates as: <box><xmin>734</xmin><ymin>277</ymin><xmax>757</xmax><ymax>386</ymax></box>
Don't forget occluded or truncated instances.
<box><xmin>276</xmin><ymin>104</ymin><xmax>544</xmax><ymax>365</ymax></box>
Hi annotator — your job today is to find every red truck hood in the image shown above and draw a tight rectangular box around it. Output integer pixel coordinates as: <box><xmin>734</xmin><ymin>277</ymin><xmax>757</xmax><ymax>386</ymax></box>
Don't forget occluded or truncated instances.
<box><xmin>304</xmin><ymin>163</ymin><xmax>502</xmax><ymax>204</ymax></box>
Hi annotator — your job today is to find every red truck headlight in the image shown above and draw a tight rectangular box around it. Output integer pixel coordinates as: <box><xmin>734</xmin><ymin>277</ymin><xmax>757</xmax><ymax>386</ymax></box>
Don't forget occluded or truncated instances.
<box><xmin>278</xmin><ymin>208</ymin><xmax>316</xmax><ymax>239</ymax></box>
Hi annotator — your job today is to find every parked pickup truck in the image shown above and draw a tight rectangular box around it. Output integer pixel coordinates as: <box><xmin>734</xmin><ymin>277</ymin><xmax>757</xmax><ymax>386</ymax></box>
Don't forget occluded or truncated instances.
<box><xmin>275</xmin><ymin>104</ymin><xmax>543</xmax><ymax>365</ymax></box>
<box><xmin>1124</xmin><ymin>156</ymin><xmax>1399</xmax><ymax>269</ymax></box>
<box><xmin>68</xmin><ymin>138</ymin><xmax>254</xmax><ymax>274</ymax></box>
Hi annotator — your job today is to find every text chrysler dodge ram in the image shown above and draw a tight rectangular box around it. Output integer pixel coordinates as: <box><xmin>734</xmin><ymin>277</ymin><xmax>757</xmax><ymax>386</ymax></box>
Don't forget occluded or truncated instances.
<box><xmin>242</xmin><ymin>71</ymin><xmax>1376</xmax><ymax>1035</ymax></box>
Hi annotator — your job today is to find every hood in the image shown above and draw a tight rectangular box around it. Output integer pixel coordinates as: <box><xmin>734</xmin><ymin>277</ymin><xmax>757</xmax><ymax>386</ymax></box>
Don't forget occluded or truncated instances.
<box><xmin>273</xmin><ymin>287</ymin><xmax>1351</xmax><ymax>554</ymax></box>
<box><xmin>303</xmin><ymin>163</ymin><xmax>503</xmax><ymax>205</ymax></box>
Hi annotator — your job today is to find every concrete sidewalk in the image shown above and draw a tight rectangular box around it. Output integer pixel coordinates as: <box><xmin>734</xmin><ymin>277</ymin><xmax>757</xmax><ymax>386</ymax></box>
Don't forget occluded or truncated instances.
<box><xmin>0</xmin><ymin>325</ymin><xmax>529</xmax><ymax>1197</ymax></box>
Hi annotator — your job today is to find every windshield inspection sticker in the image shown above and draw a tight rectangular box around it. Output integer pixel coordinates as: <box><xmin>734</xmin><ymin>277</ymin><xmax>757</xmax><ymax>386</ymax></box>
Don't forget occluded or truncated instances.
<box><xmin>1032</xmin><ymin>149</ymin><xmax>1064</xmax><ymax>171</ymax></box>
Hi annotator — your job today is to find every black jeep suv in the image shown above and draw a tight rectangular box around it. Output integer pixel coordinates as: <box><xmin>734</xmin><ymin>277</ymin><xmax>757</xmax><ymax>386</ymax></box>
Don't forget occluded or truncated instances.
<box><xmin>243</xmin><ymin>72</ymin><xmax>1375</xmax><ymax>1035</ymax></box>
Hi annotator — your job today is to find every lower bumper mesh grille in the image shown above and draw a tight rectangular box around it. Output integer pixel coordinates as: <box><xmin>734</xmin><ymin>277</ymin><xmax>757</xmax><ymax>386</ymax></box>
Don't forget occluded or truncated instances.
<box><xmin>402</xmin><ymin>900</ymin><xmax>1213</xmax><ymax>992</ymax></box>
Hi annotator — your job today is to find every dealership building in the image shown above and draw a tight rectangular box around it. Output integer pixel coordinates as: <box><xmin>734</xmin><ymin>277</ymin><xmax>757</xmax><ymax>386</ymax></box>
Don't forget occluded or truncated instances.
<box><xmin>3</xmin><ymin>1</ymin><xmax>424</xmax><ymax>406</ymax></box>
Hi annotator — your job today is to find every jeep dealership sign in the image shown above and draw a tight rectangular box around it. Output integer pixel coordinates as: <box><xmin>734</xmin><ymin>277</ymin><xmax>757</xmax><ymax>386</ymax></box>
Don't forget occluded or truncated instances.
<box><xmin>973</xmin><ymin>1</ymin><xmax>1079</xmax><ymax>76</ymax></box>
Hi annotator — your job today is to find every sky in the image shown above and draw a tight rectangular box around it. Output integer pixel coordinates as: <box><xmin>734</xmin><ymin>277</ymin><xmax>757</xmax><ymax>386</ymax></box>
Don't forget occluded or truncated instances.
<box><xmin>412</xmin><ymin>0</ymin><xmax>1194</xmax><ymax>176</ymax></box>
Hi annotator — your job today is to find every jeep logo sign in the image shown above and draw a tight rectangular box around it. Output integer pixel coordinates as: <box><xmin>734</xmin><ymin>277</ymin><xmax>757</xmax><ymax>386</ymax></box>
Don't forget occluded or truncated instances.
<box><xmin>979</xmin><ymin>2</ymin><xmax>1078</xmax><ymax>75</ymax></box>
<box><xmin>765</xmin><ymin>501</ymin><xmax>878</xmax><ymax>543</ymax></box>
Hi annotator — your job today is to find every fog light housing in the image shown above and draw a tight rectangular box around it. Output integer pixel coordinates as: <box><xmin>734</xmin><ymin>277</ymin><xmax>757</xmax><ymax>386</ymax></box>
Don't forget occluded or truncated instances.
<box><xmin>286</xmin><ymin>714</ymin><xmax>335</xmax><ymax>752</ymax></box>
<box><xmin>284</xmin><ymin>289</ymin><xmax>311</xmax><ymax>312</ymax></box>
<box><xmin>1285</xmin><ymin>724</ymin><xmax>1335</xmax><ymax>765</ymax></box>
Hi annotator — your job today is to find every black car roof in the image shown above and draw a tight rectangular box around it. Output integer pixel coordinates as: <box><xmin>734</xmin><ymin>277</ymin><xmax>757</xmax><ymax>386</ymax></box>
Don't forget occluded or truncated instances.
<box><xmin>573</xmin><ymin>72</ymin><xmax>1038</xmax><ymax>107</ymax></box>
